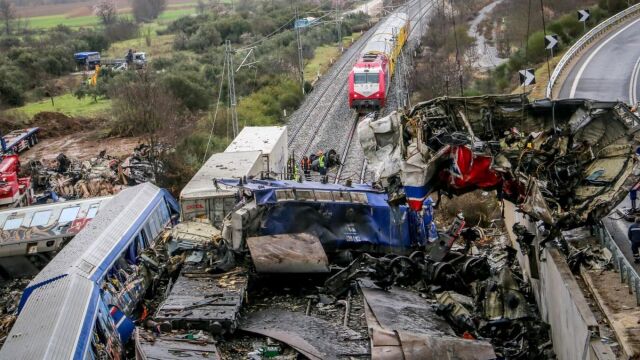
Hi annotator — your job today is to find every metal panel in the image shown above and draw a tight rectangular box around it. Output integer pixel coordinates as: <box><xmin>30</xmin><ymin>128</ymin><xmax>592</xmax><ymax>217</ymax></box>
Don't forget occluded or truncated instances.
<box><xmin>1</xmin><ymin>274</ymin><xmax>94</xmax><ymax>360</ymax></box>
<box><xmin>180</xmin><ymin>151</ymin><xmax>262</xmax><ymax>200</ymax></box>
<box><xmin>246</xmin><ymin>233</ymin><xmax>329</xmax><ymax>273</ymax></box>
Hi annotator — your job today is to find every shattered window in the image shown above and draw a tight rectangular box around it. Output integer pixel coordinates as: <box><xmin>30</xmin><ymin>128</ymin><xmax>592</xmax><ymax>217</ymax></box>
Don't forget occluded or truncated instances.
<box><xmin>367</xmin><ymin>73</ymin><xmax>379</xmax><ymax>84</ymax></box>
<box><xmin>86</xmin><ymin>205</ymin><xmax>99</xmax><ymax>219</ymax></box>
<box><xmin>333</xmin><ymin>191</ymin><xmax>351</xmax><ymax>202</ymax></box>
<box><xmin>315</xmin><ymin>191</ymin><xmax>333</xmax><ymax>202</ymax></box>
<box><xmin>3</xmin><ymin>217</ymin><xmax>24</xmax><ymax>230</ymax></box>
<box><xmin>354</xmin><ymin>73</ymin><xmax>367</xmax><ymax>84</ymax></box>
<box><xmin>275</xmin><ymin>189</ymin><xmax>295</xmax><ymax>201</ymax></box>
<box><xmin>350</xmin><ymin>192</ymin><xmax>368</xmax><ymax>204</ymax></box>
<box><xmin>295</xmin><ymin>189</ymin><xmax>315</xmax><ymax>201</ymax></box>
<box><xmin>30</xmin><ymin>210</ymin><xmax>52</xmax><ymax>227</ymax></box>
<box><xmin>59</xmin><ymin>206</ymin><xmax>80</xmax><ymax>224</ymax></box>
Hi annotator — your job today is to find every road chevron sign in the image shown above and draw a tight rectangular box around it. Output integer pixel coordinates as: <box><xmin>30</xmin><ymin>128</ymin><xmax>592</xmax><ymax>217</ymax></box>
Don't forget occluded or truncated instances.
<box><xmin>519</xmin><ymin>69</ymin><xmax>536</xmax><ymax>86</ymax></box>
<box><xmin>545</xmin><ymin>34</ymin><xmax>559</xmax><ymax>50</ymax></box>
<box><xmin>578</xmin><ymin>9</ymin><xmax>590</xmax><ymax>22</ymax></box>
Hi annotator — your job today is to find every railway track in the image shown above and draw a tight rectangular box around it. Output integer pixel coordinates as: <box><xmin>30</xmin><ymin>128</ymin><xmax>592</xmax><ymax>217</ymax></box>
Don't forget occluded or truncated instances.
<box><xmin>288</xmin><ymin>0</ymin><xmax>435</xmax><ymax>185</ymax></box>
<box><xmin>332</xmin><ymin>0</ymin><xmax>436</xmax><ymax>184</ymax></box>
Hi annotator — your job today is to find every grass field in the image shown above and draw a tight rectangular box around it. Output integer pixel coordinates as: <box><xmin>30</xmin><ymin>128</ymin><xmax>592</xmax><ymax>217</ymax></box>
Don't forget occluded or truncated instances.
<box><xmin>304</xmin><ymin>32</ymin><xmax>363</xmax><ymax>82</ymax></box>
<box><xmin>11</xmin><ymin>93</ymin><xmax>112</xmax><ymax>118</ymax></box>
<box><xmin>26</xmin><ymin>3</ymin><xmax>198</xmax><ymax>29</ymax></box>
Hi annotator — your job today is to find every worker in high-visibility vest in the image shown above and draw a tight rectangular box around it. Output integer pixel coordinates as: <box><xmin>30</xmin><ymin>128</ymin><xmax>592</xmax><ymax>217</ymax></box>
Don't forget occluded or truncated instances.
<box><xmin>90</xmin><ymin>65</ymin><xmax>100</xmax><ymax>86</ymax></box>
<box><xmin>317</xmin><ymin>150</ymin><xmax>326</xmax><ymax>176</ymax></box>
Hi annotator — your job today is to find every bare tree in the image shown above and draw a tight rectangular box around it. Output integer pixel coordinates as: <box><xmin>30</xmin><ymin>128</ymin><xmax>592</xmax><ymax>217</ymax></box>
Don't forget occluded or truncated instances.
<box><xmin>0</xmin><ymin>0</ymin><xmax>15</xmax><ymax>35</ymax></box>
<box><xmin>110</xmin><ymin>71</ymin><xmax>181</xmax><ymax>176</ymax></box>
<box><xmin>132</xmin><ymin>0</ymin><xmax>166</xmax><ymax>22</ymax></box>
<box><xmin>94</xmin><ymin>0</ymin><xmax>117</xmax><ymax>26</ymax></box>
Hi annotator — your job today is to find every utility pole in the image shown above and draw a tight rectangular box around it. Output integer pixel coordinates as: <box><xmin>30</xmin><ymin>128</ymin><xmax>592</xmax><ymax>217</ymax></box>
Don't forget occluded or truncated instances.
<box><xmin>295</xmin><ymin>8</ymin><xmax>305</xmax><ymax>94</ymax></box>
<box><xmin>225</xmin><ymin>40</ymin><xmax>239</xmax><ymax>137</ymax></box>
<box><xmin>336</xmin><ymin>0</ymin><xmax>342</xmax><ymax>52</ymax></box>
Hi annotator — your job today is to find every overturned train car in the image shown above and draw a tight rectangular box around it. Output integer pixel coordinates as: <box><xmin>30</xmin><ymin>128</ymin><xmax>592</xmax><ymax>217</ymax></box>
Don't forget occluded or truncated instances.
<box><xmin>359</xmin><ymin>95</ymin><xmax>640</xmax><ymax>228</ymax></box>
<box><xmin>0</xmin><ymin>183</ymin><xmax>179</xmax><ymax>359</ymax></box>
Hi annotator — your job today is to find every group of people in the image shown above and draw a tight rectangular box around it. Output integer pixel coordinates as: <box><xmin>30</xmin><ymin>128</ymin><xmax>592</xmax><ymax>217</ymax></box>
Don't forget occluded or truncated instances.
<box><xmin>292</xmin><ymin>149</ymin><xmax>341</xmax><ymax>181</ymax></box>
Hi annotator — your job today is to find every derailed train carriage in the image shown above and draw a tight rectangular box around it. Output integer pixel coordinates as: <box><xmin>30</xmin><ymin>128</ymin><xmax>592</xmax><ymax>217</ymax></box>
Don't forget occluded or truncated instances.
<box><xmin>359</xmin><ymin>95</ymin><xmax>640</xmax><ymax>229</ymax></box>
<box><xmin>0</xmin><ymin>183</ymin><xmax>179</xmax><ymax>359</ymax></box>
<box><xmin>348</xmin><ymin>12</ymin><xmax>409</xmax><ymax>112</ymax></box>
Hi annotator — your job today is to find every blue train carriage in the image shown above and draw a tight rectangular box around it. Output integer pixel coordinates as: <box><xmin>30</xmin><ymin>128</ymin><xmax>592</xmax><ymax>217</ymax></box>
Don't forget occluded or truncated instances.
<box><xmin>0</xmin><ymin>183</ymin><xmax>179</xmax><ymax>360</ymax></box>
<box><xmin>221</xmin><ymin>179</ymin><xmax>438</xmax><ymax>253</ymax></box>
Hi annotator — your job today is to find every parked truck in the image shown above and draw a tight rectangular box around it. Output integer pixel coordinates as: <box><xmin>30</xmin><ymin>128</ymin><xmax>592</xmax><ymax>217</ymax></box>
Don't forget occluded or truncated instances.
<box><xmin>74</xmin><ymin>51</ymin><xmax>147</xmax><ymax>71</ymax></box>
<box><xmin>1</xmin><ymin>128</ymin><xmax>40</xmax><ymax>155</ymax></box>
<box><xmin>0</xmin><ymin>155</ymin><xmax>34</xmax><ymax>208</ymax></box>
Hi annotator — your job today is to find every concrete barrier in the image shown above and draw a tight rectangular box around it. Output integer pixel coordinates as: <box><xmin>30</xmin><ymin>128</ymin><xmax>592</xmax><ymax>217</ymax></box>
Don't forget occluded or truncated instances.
<box><xmin>503</xmin><ymin>201</ymin><xmax>615</xmax><ymax>360</ymax></box>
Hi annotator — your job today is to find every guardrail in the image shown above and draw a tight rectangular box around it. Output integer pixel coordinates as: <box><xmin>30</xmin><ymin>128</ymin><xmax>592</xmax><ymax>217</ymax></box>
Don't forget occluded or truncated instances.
<box><xmin>546</xmin><ymin>3</ymin><xmax>640</xmax><ymax>98</ymax></box>
<box><xmin>595</xmin><ymin>223</ymin><xmax>640</xmax><ymax>305</ymax></box>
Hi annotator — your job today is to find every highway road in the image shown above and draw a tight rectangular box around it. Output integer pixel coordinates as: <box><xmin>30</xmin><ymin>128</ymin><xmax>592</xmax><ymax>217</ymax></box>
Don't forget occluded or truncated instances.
<box><xmin>558</xmin><ymin>16</ymin><xmax>640</xmax><ymax>103</ymax></box>
<box><xmin>556</xmin><ymin>13</ymin><xmax>640</xmax><ymax>270</ymax></box>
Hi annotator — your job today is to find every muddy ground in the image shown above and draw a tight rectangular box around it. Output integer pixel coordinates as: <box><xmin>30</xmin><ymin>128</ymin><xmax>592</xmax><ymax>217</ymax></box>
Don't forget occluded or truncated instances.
<box><xmin>1</xmin><ymin>111</ymin><xmax>143</xmax><ymax>161</ymax></box>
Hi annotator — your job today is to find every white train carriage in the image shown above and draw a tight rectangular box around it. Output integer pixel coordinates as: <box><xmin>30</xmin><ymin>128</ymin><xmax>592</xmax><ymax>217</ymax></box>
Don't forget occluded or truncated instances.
<box><xmin>0</xmin><ymin>196</ymin><xmax>112</xmax><ymax>259</ymax></box>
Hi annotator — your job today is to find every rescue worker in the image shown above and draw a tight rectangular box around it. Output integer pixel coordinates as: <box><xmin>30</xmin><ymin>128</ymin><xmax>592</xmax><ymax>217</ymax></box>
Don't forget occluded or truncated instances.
<box><xmin>317</xmin><ymin>150</ymin><xmax>326</xmax><ymax>176</ymax></box>
<box><xmin>301</xmin><ymin>155</ymin><xmax>311</xmax><ymax>180</ymax></box>
<box><xmin>126</xmin><ymin>49</ymin><xmax>134</xmax><ymax>68</ymax></box>
<box><xmin>629</xmin><ymin>217</ymin><xmax>640</xmax><ymax>263</ymax></box>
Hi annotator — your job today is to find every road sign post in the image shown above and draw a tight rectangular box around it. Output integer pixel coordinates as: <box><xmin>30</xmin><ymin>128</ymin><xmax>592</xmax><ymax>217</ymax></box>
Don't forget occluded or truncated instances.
<box><xmin>519</xmin><ymin>69</ymin><xmax>536</xmax><ymax>93</ymax></box>
<box><xmin>578</xmin><ymin>9</ymin><xmax>590</xmax><ymax>32</ymax></box>
<box><xmin>545</xmin><ymin>34</ymin><xmax>558</xmax><ymax>58</ymax></box>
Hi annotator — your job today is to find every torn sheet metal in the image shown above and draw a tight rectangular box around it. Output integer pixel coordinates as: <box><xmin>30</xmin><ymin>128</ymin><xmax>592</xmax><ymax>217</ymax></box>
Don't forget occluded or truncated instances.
<box><xmin>155</xmin><ymin>268</ymin><xmax>248</xmax><ymax>335</ymax></box>
<box><xmin>369</xmin><ymin>326</ymin><xmax>496</xmax><ymax>360</ymax></box>
<box><xmin>482</xmin><ymin>267</ymin><xmax>531</xmax><ymax>321</ymax></box>
<box><xmin>239</xmin><ymin>309</ymin><xmax>370</xmax><ymax>360</ymax></box>
<box><xmin>246</xmin><ymin>233</ymin><xmax>329</xmax><ymax>273</ymax></box>
<box><xmin>134</xmin><ymin>328</ymin><xmax>220</xmax><ymax>360</ymax></box>
<box><xmin>360</xmin><ymin>284</ymin><xmax>455</xmax><ymax>336</ymax></box>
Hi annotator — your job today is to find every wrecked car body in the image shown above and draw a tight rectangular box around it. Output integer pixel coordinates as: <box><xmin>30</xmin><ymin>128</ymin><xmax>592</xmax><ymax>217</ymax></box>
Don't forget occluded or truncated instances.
<box><xmin>359</xmin><ymin>95</ymin><xmax>640</xmax><ymax>227</ymax></box>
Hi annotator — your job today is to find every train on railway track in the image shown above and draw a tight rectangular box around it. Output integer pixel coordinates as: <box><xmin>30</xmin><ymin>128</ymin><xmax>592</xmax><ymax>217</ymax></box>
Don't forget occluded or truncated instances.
<box><xmin>348</xmin><ymin>12</ymin><xmax>409</xmax><ymax>112</ymax></box>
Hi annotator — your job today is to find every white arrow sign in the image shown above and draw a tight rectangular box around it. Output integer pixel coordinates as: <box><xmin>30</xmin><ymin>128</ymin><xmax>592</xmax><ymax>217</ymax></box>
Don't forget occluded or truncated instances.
<box><xmin>545</xmin><ymin>34</ymin><xmax>558</xmax><ymax>50</ymax></box>
<box><xmin>578</xmin><ymin>9</ymin><xmax>590</xmax><ymax>22</ymax></box>
<box><xmin>519</xmin><ymin>69</ymin><xmax>535</xmax><ymax>86</ymax></box>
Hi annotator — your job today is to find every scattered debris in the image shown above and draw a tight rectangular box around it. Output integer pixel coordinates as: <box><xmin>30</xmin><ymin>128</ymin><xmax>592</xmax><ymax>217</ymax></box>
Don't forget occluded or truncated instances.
<box><xmin>0</xmin><ymin>278</ymin><xmax>29</xmax><ymax>346</ymax></box>
<box><xmin>134</xmin><ymin>328</ymin><xmax>220</xmax><ymax>360</ymax></box>
<box><xmin>26</xmin><ymin>143</ymin><xmax>165</xmax><ymax>200</ymax></box>
<box><xmin>239</xmin><ymin>309</ymin><xmax>370</xmax><ymax>360</ymax></box>
<box><xmin>359</xmin><ymin>96</ymin><xmax>640</xmax><ymax>229</ymax></box>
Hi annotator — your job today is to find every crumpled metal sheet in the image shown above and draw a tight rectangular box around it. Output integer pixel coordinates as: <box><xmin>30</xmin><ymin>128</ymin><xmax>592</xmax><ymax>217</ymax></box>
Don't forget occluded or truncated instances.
<box><xmin>360</xmin><ymin>284</ymin><xmax>455</xmax><ymax>336</ymax></box>
<box><xmin>520</xmin><ymin>178</ymin><xmax>554</xmax><ymax>224</ymax></box>
<box><xmin>239</xmin><ymin>309</ymin><xmax>370</xmax><ymax>360</ymax></box>
<box><xmin>246</xmin><ymin>233</ymin><xmax>329</xmax><ymax>273</ymax></box>
<box><xmin>369</xmin><ymin>326</ymin><xmax>496</xmax><ymax>360</ymax></box>
<box><xmin>482</xmin><ymin>267</ymin><xmax>531</xmax><ymax>321</ymax></box>
<box><xmin>361</xmin><ymin>284</ymin><xmax>495</xmax><ymax>360</ymax></box>
<box><xmin>134</xmin><ymin>328</ymin><xmax>220</xmax><ymax>360</ymax></box>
